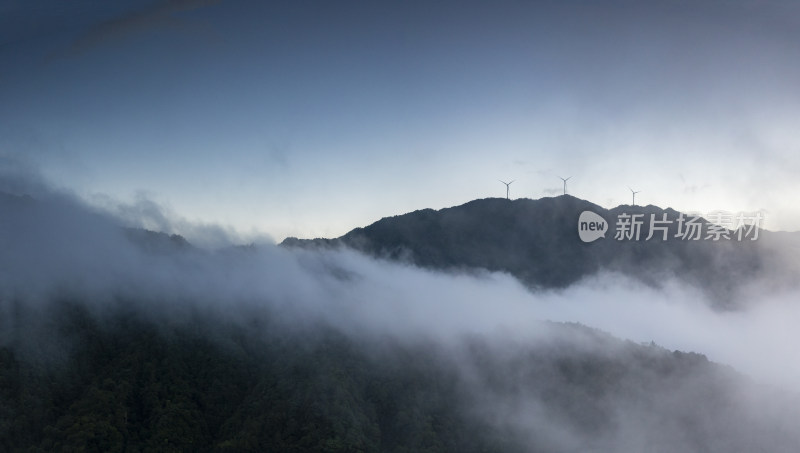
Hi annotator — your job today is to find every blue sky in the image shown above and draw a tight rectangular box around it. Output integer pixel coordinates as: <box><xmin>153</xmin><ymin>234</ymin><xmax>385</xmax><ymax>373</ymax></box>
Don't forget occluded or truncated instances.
<box><xmin>2</xmin><ymin>0</ymin><xmax>800</xmax><ymax>241</ymax></box>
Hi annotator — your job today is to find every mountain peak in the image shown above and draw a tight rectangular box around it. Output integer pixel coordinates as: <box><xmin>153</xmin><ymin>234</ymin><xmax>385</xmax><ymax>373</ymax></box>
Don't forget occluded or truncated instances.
<box><xmin>283</xmin><ymin>196</ymin><xmax>786</xmax><ymax>305</ymax></box>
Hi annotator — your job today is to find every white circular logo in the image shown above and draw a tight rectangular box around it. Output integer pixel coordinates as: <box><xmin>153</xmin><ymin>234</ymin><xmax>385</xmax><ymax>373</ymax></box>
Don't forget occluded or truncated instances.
<box><xmin>578</xmin><ymin>211</ymin><xmax>607</xmax><ymax>243</ymax></box>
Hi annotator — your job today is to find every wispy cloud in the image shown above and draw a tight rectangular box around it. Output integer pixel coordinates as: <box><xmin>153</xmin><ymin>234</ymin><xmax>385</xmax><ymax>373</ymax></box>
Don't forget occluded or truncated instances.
<box><xmin>51</xmin><ymin>0</ymin><xmax>221</xmax><ymax>59</ymax></box>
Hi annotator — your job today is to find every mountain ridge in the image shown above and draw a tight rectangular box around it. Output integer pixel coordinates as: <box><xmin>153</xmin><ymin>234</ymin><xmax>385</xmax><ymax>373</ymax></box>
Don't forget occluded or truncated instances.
<box><xmin>282</xmin><ymin>195</ymin><xmax>788</xmax><ymax>305</ymax></box>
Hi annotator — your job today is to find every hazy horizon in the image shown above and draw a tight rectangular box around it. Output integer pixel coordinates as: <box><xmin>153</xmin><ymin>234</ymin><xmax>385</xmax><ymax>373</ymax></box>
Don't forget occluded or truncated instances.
<box><xmin>3</xmin><ymin>0</ymin><xmax>800</xmax><ymax>240</ymax></box>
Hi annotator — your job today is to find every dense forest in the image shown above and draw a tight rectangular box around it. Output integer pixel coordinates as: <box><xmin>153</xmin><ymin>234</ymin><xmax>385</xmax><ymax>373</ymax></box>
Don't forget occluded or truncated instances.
<box><xmin>2</xmin><ymin>297</ymin><xmax>799</xmax><ymax>452</ymax></box>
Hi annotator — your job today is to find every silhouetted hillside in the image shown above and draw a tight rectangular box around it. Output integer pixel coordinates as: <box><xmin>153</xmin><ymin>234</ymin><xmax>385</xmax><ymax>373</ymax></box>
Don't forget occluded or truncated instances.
<box><xmin>123</xmin><ymin>228</ymin><xmax>193</xmax><ymax>254</ymax></box>
<box><xmin>0</xmin><ymin>191</ymin><xmax>193</xmax><ymax>256</ymax></box>
<box><xmin>283</xmin><ymin>196</ymin><xmax>790</xmax><ymax>304</ymax></box>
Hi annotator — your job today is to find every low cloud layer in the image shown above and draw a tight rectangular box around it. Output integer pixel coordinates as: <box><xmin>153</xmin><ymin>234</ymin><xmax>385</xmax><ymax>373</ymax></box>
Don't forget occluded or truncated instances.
<box><xmin>1</xmin><ymin>171</ymin><xmax>799</xmax><ymax>451</ymax></box>
<box><xmin>1</xmin><ymin>172</ymin><xmax>799</xmax><ymax>388</ymax></box>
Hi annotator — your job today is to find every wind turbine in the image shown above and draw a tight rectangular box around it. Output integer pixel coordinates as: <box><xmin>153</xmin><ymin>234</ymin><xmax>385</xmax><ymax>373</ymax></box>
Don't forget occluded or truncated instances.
<box><xmin>557</xmin><ymin>176</ymin><xmax>571</xmax><ymax>195</ymax></box>
<box><xmin>628</xmin><ymin>187</ymin><xmax>641</xmax><ymax>206</ymax></box>
<box><xmin>499</xmin><ymin>180</ymin><xmax>515</xmax><ymax>200</ymax></box>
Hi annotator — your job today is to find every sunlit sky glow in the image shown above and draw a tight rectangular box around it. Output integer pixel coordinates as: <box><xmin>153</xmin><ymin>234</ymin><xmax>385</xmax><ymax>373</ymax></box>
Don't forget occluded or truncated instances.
<box><xmin>2</xmin><ymin>0</ymin><xmax>800</xmax><ymax>241</ymax></box>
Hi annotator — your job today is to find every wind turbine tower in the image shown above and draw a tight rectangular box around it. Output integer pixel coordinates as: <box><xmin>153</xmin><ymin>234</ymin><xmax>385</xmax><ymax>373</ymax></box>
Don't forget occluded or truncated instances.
<box><xmin>499</xmin><ymin>180</ymin><xmax>515</xmax><ymax>200</ymax></box>
<box><xmin>628</xmin><ymin>187</ymin><xmax>641</xmax><ymax>206</ymax></box>
<box><xmin>558</xmin><ymin>176</ymin><xmax>571</xmax><ymax>195</ymax></box>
